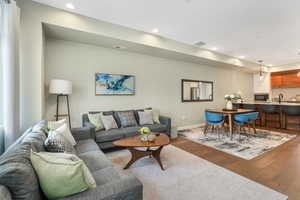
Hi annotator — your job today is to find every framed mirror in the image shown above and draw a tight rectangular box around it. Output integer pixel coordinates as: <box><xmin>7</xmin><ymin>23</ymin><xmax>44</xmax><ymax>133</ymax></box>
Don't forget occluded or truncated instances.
<box><xmin>181</xmin><ymin>79</ymin><xmax>213</xmax><ymax>102</ymax></box>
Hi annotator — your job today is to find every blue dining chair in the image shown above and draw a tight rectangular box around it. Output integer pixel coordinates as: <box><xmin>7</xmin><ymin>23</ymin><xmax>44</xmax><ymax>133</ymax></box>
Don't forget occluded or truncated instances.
<box><xmin>204</xmin><ymin>111</ymin><xmax>225</xmax><ymax>139</ymax></box>
<box><xmin>233</xmin><ymin>114</ymin><xmax>249</xmax><ymax>139</ymax></box>
<box><xmin>246</xmin><ymin>112</ymin><xmax>259</xmax><ymax>134</ymax></box>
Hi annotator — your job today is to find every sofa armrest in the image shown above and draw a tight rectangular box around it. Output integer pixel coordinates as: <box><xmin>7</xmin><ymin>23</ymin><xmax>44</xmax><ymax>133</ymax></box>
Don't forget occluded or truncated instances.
<box><xmin>58</xmin><ymin>175</ymin><xmax>143</xmax><ymax>200</ymax></box>
<box><xmin>159</xmin><ymin>116</ymin><xmax>171</xmax><ymax>134</ymax></box>
<box><xmin>71</xmin><ymin>127</ymin><xmax>94</xmax><ymax>141</ymax></box>
<box><xmin>0</xmin><ymin>185</ymin><xmax>12</xmax><ymax>200</ymax></box>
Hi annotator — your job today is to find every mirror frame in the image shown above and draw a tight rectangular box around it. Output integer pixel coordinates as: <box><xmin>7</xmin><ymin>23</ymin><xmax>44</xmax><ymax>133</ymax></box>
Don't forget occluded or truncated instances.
<box><xmin>181</xmin><ymin>79</ymin><xmax>214</xmax><ymax>102</ymax></box>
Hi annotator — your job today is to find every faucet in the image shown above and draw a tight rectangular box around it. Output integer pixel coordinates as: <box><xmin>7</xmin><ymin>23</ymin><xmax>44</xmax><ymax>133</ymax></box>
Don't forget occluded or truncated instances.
<box><xmin>278</xmin><ymin>93</ymin><xmax>284</xmax><ymax>103</ymax></box>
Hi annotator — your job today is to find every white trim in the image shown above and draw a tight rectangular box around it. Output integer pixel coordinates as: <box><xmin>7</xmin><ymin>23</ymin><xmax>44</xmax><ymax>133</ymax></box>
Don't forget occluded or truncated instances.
<box><xmin>177</xmin><ymin>123</ymin><xmax>205</xmax><ymax>131</ymax></box>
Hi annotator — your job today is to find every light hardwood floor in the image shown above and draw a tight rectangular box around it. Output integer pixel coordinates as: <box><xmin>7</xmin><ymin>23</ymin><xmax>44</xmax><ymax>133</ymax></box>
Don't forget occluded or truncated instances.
<box><xmin>171</xmin><ymin>127</ymin><xmax>300</xmax><ymax>200</ymax></box>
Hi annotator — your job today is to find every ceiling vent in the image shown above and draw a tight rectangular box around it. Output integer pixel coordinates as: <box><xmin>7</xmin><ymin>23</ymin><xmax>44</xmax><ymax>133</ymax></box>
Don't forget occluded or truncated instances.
<box><xmin>194</xmin><ymin>41</ymin><xmax>206</xmax><ymax>47</ymax></box>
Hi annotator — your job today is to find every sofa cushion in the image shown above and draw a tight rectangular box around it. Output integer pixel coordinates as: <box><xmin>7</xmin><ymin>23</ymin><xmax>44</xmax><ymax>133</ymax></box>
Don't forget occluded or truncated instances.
<box><xmin>116</xmin><ymin>111</ymin><xmax>138</xmax><ymax>128</ymax></box>
<box><xmin>122</xmin><ymin>126</ymin><xmax>140</xmax><ymax>137</ymax></box>
<box><xmin>96</xmin><ymin>129</ymin><xmax>124</xmax><ymax>142</ymax></box>
<box><xmin>92</xmin><ymin>167</ymin><xmax>120</xmax><ymax>186</ymax></box>
<box><xmin>0</xmin><ymin>185</ymin><xmax>11</xmax><ymax>200</ymax></box>
<box><xmin>144</xmin><ymin>124</ymin><xmax>167</xmax><ymax>133</ymax></box>
<box><xmin>75</xmin><ymin>139</ymin><xmax>100</xmax><ymax>154</ymax></box>
<box><xmin>0</xmin><ymin>121</ymin><xmax>47</xmax><ymax>200</ymax></box>
<box><xmin>78</xmin><ymin>150</ymin><xmax>112</xmax><ymax>172</ymax></box>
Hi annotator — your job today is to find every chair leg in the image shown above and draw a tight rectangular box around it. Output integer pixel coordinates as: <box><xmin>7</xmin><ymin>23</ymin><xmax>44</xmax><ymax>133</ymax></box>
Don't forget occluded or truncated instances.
<box><xmin>252</xmin><ymin>123</ymin><xmax>256</xmax><ymax>134</ymax></box>
<box><xmin>203</xmin><ymin>123</ymin><xmax>209</xmax><ymax>136</ymax></box>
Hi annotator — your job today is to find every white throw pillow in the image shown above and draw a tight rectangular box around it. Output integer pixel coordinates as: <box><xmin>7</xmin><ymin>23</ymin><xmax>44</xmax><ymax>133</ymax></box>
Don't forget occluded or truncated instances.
<box><xmin>55</xmin><ymin>123</ymin><xmax>76</xmax><ymax>146</ymax></box>
<box><xmin>48</xmin><ymin>119</ymin><xmax>67</xmax><ymax>130</ymax></box>
<box><xmin>100</xmin><ymin>115</ymin><xmax>118</xmax><ymax>130</ymax></box>
<box><xmin>145</xmin><ymin>109</ymin><xmax>160</xmax><ymax>124</ymax></box>
<box><xmin>138</xmin><ymin>111</ymin><xmax>154</xmax><ymax>125</ymax></box>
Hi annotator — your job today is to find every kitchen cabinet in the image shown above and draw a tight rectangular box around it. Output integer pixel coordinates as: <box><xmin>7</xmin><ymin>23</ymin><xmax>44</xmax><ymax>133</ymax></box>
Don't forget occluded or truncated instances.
<box><xmin>271</xmin><ymin>70</ymin><xmax>300</xmax><ymax>88</ymax></box>
<box><xmin>271</xmin><ymin>75</ymin><xmax>282</xmax><ymax>88</ymax></box>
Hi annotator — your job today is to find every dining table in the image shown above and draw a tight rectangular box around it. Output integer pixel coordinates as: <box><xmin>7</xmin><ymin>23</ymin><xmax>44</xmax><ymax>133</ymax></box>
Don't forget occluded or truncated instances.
<box><xmin>205</xmin><ymin>109</ymin><xmax>256</xmax><ymax>140</ymax></box>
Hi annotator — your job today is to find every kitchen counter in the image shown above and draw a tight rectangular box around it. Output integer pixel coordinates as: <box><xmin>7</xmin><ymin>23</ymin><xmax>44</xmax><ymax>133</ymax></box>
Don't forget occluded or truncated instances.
<box><xmin>236</xmin><ymin>101</ymin><xmax>300</xmax><ymax>106</ymax></box>
<box><xmin>234</xmin><ymin>102</ymin><xmax>300</xmax><ymax>131</ymax></box>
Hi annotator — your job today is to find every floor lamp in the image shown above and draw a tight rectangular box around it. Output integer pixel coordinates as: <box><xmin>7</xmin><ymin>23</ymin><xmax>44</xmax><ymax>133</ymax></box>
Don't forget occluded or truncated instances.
<box><xmin>49</xmin><ymin>79</ymin><xmax>72</xmax><ymax>128</ymax></box>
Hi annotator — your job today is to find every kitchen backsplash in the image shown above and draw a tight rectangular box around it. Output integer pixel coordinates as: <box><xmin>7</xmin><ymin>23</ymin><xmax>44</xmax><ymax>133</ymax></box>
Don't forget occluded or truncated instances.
<box><xmin>272</xmin><ymin>88</ymin><xmax>300</xmax><ymax>101</ymax></box>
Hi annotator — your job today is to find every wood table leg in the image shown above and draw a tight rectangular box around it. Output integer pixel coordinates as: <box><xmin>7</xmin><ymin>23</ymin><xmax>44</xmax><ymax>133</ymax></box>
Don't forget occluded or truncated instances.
<box><xmin>124</xmin><ymin>148</ymin><xmax>151</xmax><ymax>169</ymax></box>
<box><xmin>124</xmin><ymin>146</ymin><xmax>166</xmax><ymax>170</ymax></box>
<box><xmin>229</xmin><ymin>114</ymin><xmax>233</xmax><ymax>140</ymax></box>
<box><xmin>152</xmin><ymin>146</ymin><xmax>165</xmax><ymax>170</ymax></box>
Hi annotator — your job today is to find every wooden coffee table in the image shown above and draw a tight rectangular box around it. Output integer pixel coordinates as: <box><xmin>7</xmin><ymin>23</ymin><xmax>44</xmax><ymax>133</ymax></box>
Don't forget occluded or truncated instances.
<box><xmin>113</xmin><ymin>133</ymin><xmax>170</xmax><ymax>170</ymax></box>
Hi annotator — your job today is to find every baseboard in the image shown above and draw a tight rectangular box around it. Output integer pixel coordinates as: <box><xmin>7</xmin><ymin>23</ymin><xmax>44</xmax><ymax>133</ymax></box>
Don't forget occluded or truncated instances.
<box><xmin>177</xmin><ymin>123</ymin><xmax>205</xmax><ymax>131</ymax></box>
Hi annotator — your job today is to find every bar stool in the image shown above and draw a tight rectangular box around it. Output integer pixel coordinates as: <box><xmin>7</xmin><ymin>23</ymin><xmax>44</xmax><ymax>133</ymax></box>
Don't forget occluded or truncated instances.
<box><xmin>261</xmin><ymin>105</ymin><xmax>281</xmax><ymax>128</ymax></box>
<box><xmin>282</xmin><ymin>106</ymin><xmax>300</xmax><ymax>130</ymax></box>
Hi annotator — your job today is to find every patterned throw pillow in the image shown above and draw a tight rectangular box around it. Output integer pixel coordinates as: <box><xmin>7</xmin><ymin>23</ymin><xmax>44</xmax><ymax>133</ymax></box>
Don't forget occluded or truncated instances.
<box><xmin>44</xmin><ymin>131</ymin><xmax>76</xmax><ymax>154</ymax></box>
<box><xmin>100</xmin><ymin>115</ymin><xmax>118</xmax><ymax>130</ymax></box>
<box><xmin>138</xmin><ymin>111</ymin><xmax>154</xmax><ymax>125</ymax></box>
<box><xmin>30</xmin><ymin>151</ymin><xmax>96</xmax><ymax>199</ymax></box>
<box><xmin>88</xmin><ymin>113</ymin><xmax>104</xmax><ymax>131</ymax></box>
<box><xmin>117</xmin><ymin>111</ymin><xmax>138</xmax><ymax>128</ymax></box>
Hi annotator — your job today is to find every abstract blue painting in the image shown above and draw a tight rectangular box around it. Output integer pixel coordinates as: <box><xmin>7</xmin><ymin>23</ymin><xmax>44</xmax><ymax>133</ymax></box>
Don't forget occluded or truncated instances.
<box><xmin>95</xmin><ymin>73</ymin><xmax>135</xmax><ymax>95</ymax></box>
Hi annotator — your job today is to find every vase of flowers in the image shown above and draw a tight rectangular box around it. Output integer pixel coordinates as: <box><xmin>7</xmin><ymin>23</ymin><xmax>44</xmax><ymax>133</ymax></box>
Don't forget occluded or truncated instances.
<box><xmin>224</xmin><ymin>94</ymin><xmax>241</xmax><ymax>110</ymax></box>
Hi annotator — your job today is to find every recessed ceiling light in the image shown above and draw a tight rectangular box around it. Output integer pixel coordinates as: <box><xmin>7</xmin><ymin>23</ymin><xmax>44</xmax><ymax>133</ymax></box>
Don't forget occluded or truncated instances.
<box><xmin>113</xmin><ymin>45</ymin><xmax>127</xmax><ymax>50</ymax></box>
<box><xmin>66</xmin><ymin>3</ymin><xmax>75</xmax><ymax>9</ymax></box>
<box><xmin>239</xmin><ymin>56</ymin><xmax>245</xmax><ymax>59</ymax></box>
<box><xmin>152</xmin><ymin>28</ymin><xmax>159</xmax><ymax>33</ymax></box>
<box><xmin>211</xmin><ymin>47</ymin><xmax>218</xmax><ymax>51</ymax></box>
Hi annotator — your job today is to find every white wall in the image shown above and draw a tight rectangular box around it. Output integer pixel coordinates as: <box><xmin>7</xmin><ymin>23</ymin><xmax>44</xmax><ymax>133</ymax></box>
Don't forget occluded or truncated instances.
<box><xmin>16</xmin><ymin>0</ymin><xmax>257</xmax><ymax>130</ymax></box>
<box><xmin>253</xmin><ymin>72</ymin><xmax>271</xmax><ymax>94</ymax></box>
<box><xmin>45</xmin><ymin>39</ymin><xmax>254</xmax><ymax>128</ymax></box>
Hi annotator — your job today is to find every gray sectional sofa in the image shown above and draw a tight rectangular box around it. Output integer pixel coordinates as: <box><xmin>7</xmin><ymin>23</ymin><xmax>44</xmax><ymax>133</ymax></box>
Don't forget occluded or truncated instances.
<box><xmin>82</xmin><ymin>109</ymin><xmax>171</xmax><ymax>150</ymax></box>
<box><xmin>0</xmin><ymin>121</ymin><xmax>143</xmax><ymax>200</ymax></box>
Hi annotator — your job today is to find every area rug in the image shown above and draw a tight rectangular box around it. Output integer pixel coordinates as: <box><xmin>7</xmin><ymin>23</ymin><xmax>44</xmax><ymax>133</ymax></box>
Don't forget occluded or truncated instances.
<box><xmin>178</xmin><ymin>127</ymin><xmax>296</xmax><ymax>160</ymax></box>
<box><xmin>106</xmin><ymin>145</ymin><xmax>287</xmax><ymax>200</ymax></box>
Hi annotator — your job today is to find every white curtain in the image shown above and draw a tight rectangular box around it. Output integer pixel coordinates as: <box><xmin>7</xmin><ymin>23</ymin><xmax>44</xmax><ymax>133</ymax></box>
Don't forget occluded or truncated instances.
<box><xmin>1</xmin><ymin>0</ymin><xmax>20</xmax><ymax>150</ymax></box>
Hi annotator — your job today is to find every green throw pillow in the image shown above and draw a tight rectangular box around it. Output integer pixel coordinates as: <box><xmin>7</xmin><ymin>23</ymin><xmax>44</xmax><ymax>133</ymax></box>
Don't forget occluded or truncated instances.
<box><xmin>145</xmin><ymin>109</ymin><xmax>160</xmax><ymax>124</ymax></box>
<box><xmin>30</xmin><ymin>151</ymin><xmax>96</xmax><ymax>199</ymax></box>
<box><xmin>88</xmin><ymin>113</ymin><xmax>104</xmax><ymax>131</ymax></box>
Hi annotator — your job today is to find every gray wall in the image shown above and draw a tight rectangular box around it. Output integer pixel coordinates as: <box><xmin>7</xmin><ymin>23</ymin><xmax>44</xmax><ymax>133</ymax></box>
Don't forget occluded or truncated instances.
<box><xmin>45</xmin><ymin>38</ymin><xmax>254</xmax><ymax>128</ymax></box>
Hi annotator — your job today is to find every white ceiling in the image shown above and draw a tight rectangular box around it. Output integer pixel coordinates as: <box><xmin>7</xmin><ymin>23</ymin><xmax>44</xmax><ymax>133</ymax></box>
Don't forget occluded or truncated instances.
<box><xmin>33</xmin><ymin>0</ymin><xmax>300</xmax><ymax>66</ymax></box>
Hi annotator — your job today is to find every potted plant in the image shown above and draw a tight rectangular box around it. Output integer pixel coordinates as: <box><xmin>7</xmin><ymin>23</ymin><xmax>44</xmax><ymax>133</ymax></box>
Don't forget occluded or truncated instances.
<box><xmin>224</xmin><ymin>94</ymin><xmax>241</xmax><ymax>110</ymax></box>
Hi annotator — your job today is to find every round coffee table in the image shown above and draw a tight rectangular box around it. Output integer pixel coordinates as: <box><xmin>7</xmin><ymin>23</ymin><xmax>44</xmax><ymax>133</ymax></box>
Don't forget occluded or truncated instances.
<box><xmin>113</xmin><ymin>133</ymin><xmax>170</xmax><ymax>170</ymax></box>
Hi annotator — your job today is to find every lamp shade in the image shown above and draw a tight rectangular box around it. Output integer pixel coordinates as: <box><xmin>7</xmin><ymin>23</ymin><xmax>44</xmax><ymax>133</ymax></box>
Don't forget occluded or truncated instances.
<box><xmin>49</xmin><ymin>79</ymin><xmax>72</xmax><ymax>95</ymax></box>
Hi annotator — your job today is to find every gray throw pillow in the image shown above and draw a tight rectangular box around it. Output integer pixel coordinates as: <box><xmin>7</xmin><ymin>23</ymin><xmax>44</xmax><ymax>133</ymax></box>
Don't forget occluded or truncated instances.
<box><xmin>117</xmin><ymin>111</ymin><xmax>138</xmax><ymax>128</ymax></box>
<box><xmin>44</xmin><ymin>131</ymin><xmax>76</xmax><ymax>154</ymax></box>
<box><xmin>138</xmin><ymin>111</ymin><xmax>154</xmax><ymax>125</ymax></box>
<box><xmin>101</xmin><ymin>115</ymin><xmax>118</xmax><ymax>130</ymax></box>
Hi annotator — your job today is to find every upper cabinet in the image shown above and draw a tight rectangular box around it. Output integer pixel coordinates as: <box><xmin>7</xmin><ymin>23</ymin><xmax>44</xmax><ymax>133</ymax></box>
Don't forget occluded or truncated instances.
<box><xmin>271</xmin><ymin>70</ymin><xmax>300</xmax><ymax>88</ymax></box>
<box><xmin>271</xmin><ymin>74</ymin><xmax>282</xmax><ymax>88</ymax></box>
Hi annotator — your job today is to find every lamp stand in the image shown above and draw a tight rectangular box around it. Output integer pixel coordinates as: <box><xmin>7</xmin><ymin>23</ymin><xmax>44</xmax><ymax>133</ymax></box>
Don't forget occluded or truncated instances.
<box><xmin>56</xmin><ymin>94</ymin><xmax>71</xmax><ymax>128</ymax></box>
